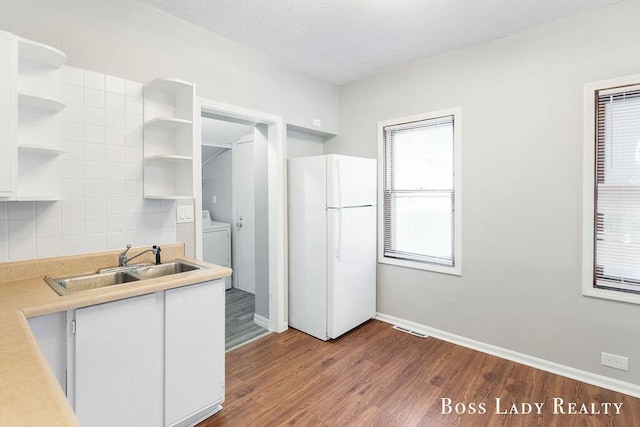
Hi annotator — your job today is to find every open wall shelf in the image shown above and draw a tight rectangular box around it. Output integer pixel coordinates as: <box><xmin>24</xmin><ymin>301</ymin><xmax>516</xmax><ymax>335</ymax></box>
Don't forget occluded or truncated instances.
<box><xmin>143</xmin><ymin>78</ymin><xmax>196</xmax><ymax>200</ymax></box>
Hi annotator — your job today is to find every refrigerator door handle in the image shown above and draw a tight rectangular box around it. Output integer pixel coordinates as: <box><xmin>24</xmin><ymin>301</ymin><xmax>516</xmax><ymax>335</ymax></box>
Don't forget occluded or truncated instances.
<box><xmin>336</xmin><ymin>159</ymin><xmax>342</xmax><ymax>209</ymax></box>
<box><xmin>335</xmin><ymin>208</ymin><xmax>341</xmax><ymax>258</ymax></box>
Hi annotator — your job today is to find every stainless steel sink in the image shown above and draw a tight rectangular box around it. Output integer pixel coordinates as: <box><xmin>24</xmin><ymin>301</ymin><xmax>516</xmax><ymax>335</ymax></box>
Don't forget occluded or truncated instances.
<box><xmin>45</xmin><ymin>260</ymin><xmax>205</xmax><ymax>295</ymax></box>
<box><xmin>130</xmin><ymin>261</ymin><xmax>201</xmax><ymax>280</ymax></box>
<box><xmin>45</xmin><ymin>271</ymin><xmax>139</xmax><ymax>295</ymax></box>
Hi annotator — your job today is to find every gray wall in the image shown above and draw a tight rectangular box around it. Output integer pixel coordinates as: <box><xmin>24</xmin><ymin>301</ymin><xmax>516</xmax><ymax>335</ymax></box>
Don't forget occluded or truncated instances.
<box><xmin>326</xmin><ymin>0</ymin><xmax>640</xmax><ymax>386</ymax></box>
<box><xmin>202</xmin><ymin>150</ymin><xmax>232</xmax><ymax>224</ymax></box>
<box><xmin>286</xmin><ymin>129</ymin><xmax>325</xmax><ymax>158</ymax></box>
<box><xmin>0</xmin><ymin>0</ymin><xmax>338</xmax><ymax>134</ymax></box>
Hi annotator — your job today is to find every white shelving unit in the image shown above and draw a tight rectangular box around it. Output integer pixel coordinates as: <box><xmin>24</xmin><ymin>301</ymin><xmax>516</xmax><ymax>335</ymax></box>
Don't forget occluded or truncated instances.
<box><xmin>143</xmin><ymin>78</ymin><xmax>195</xmax><ymax>199</ymax></box>
<box><xmin>0</xmin><ymin>32</ymin><xmax>66</xmax><ymax>201</ymax></box>
<box><xmin>0</xmin><ymin>31</ymin><xmax>16</xmax><ymax>199</ymax></box>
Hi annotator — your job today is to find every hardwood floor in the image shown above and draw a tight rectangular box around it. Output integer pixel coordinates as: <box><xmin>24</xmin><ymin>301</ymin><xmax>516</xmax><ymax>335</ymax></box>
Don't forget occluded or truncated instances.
<box><xmin>225</xmin><ymin>288</ymin><xmax>270</xmax><ymax>351</ymax></box>
<box><xmin>201</xmin><ymin>319</ymin><xmax>640</xmax><ymax>426</ymax></box>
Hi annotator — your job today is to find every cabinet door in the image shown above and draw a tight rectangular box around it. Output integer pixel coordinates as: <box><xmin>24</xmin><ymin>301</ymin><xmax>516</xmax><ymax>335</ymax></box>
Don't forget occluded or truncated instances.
<box><xmin>74</xmin><ymin>292</ymin><xmax>164</xmax><ymax>427</ymax></box>
<box><xmin>0</xmin><ymin>31</ymin><xmax>15</xmax><ymax>198</ymax></box>
<box><xmin>165</xmin><ymin>280</ymin><xmax>224</xmax><ymax>426</ymax></box>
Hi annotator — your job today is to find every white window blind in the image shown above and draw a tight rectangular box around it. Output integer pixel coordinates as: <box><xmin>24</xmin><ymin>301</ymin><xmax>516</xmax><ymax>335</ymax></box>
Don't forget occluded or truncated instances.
<box><xmin>383</xmin><ymin>115</ymin><xmax>455</xmax><ymax>267</ymax></box>
<box><xmin>594</xmin><ymin>85</ymin><xmax>640</xmax><ymax>294</ymax></box>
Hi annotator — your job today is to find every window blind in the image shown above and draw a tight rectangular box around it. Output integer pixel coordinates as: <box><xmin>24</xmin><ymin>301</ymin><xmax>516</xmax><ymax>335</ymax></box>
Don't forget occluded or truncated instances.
<box><xmin>595</xmin><ymin>85</ymin><xmax>640</xmax><ymax>293</ymax></box>
<box><xmin>383</xmin><ymin>115</ymin><xmax>455</xmax><ymax>266</ymax></box>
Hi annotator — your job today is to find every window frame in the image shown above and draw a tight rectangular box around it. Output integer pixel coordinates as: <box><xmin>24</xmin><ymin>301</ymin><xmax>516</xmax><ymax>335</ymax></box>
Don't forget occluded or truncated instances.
<box><xmin>583</xmin><ymin>74</ymin><xmax>640</xmax><ymax>304</ymax></box>
<box><xmin>377</xmin><ymin>109</ymin><xmax>462</xmax><ymax>275</ymax></box>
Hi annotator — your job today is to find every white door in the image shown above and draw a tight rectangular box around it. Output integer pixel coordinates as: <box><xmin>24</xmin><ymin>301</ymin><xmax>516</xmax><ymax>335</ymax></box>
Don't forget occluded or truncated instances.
<box><xmin>326</xmin><ymin>206</ymin><xmax>377</xmax><ymax>339</ymax></box>
<box><xmin>233</xmin><ymin>136</ymin><xmax>256</xmax><ymax>294</ymax></box>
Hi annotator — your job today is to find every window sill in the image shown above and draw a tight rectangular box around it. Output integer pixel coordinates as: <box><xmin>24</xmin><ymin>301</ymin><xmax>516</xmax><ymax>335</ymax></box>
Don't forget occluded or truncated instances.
<box><xmin>583</xmin><ymin>287</ymin><xmax>640</xmax><ymax>305</ymax></box>
<box><xmin>379</xmin><ymin>256</ymin><xmax>461</xmax><ymax>276</ymax></box>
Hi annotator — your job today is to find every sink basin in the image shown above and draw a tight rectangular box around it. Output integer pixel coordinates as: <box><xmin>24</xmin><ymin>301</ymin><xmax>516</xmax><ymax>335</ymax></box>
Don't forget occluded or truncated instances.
<box><xmin>130</xmin><ymin>261</ymin><xmax>202</xmax><ymax>280</ymax></box>
<box><xmin>45</xmin><ymin>271</ymin><xmax>139</xmax><ymax>295</ymax></box>
<box><xmin>44</xmin><ymin>260</ymin><xmax>205</xmax><ymax>295</ymax></box>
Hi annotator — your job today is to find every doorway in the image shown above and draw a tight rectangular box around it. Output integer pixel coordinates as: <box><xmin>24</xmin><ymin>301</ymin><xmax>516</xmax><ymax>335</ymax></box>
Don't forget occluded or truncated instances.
<box><xmin>195</xmin><ymin>98</ymin><xmax>287</xmax><ymax>342</ymax></box>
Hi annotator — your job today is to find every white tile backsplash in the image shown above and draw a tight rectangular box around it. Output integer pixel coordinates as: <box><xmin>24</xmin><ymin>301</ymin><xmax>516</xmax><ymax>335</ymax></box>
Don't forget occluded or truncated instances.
<box><xmin>83</xmin><ymin>70</ymin><xmax>105</xmax><ymax>91</ymax></box>
<box><xmin>36</xmin><ymin>216</ymin><xmax>61</xmax><ymax>238</ymax></box>
<box><xmin>8</xmin><ymin>202</ymin><xmax>35</xmax><ymax>220</ymax></box>
<box><xmin>106</xmin><ymin>110</ymin><xmax>125</xmax><ymax>129</ymax></box>
<box><xmin>37</xmin><ymin>237</ymin><xmax>62</xmax><ymax>258</ymax></box>
<box><xmin>84</xmin><ymin>106</ymin><xmax>105</xmax><ymax>127</ymax></box>
<box><xmin>62</xmin><ymin>216</ymin><xmax>84</xmax><ymax>236</ymax></box>
<box><xmin>62</xmin><ymin>122</ymin><xmax>83</xmax><ymax>141</ymax></box>
<box><xmin>125</xmin><ymin>80</ymin><xmax>143</xmax><ymax>98</ymax></box>
<box><xmin>84</xmin><ymin>88</ymin><xmax>105</xmax><ymax>108</ymax></box>
<box><xmin>125</xmin><ymin>129</ymin><xmax>143</xmax><ymax>147</ymax></box>
<box><xmin>106</xmin><ymin>75</ymin><xmax>125</xmax><ymax>95</ymax></box>
<box><xmin>9</xmin><ymin>239</ymin><xmax>36</xmax><ymax>261</ymax></box>
<box><xmin>62</xmin><ymin>84</ymin><xmax>83</xmax><ymax>105</ymax></box>
<box><xmin>0</xmin><ymin>67</ymin><xmax>177</xmax><ymax>262</ymax></box>
<box><xmin>106</xmin><ymin>128</ymin><xmax>125</xmax><ymax>146</ymax></box>
<box><xmin>106</xmin><ymin>92</ymin><xmax>125</xmax><ymax>112</ymax></box>
<box><xmin>8</xmin><ymin>219</ymin><xmax>36</xmax><ymax>240</ymax></box>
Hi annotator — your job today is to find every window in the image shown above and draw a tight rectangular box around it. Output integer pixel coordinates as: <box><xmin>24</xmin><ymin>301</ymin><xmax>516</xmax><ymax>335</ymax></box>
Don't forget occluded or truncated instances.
<box><xmin>583</xmin><ymin>75</ymin><xmax>640</xmax><ymax>303</ymax></box>
<box><xmin>378</xmin><ymin>109</ymin><xmax>461</xmax><ymax>275</ymax></box>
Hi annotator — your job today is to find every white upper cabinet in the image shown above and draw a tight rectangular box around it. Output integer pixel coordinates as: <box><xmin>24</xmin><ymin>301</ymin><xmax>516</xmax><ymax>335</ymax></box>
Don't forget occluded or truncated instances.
<box><xmin>143</xmin><ymin>78</ymin><xmax>195</xmax><ymax>199</ymax></box>
<box><xmin>0</xmin><ymin>31</ymin><xmax>66</xmax><ymax>201</ymax></box>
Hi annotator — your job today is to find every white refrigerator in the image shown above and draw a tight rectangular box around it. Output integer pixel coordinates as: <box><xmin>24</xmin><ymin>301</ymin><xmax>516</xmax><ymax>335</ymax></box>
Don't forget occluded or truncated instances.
<box><xmin>288</xmin><ymin>154</ymin><xmax>377</xmax><ymax>341</ymax></box>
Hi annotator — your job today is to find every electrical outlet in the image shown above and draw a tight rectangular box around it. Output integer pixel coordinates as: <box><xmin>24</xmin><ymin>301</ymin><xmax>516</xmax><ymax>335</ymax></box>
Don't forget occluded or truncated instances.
<box><xmin>212</xmin><ymin>195</ymin><xmax>217</xmax><ymax>204</ymax></box>
<box><xmin>312</xmin><ymin>118</ymin><xmax>321</xmax><ymax>127</ymax></box>
<box><xmin>601</xmin><ymin>352</ymin><xmax>629</xmax><ymax>371</ymax></box>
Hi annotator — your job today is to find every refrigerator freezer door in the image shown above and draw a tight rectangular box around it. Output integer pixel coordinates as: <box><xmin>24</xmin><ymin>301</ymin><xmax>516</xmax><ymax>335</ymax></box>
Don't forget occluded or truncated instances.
<box><xmin>287</xmin><ymin>156</ymin><xmax>329</xmax><ymax>340</ymax></box>
<box><xmin>327</xmin><ymin>206</ymin><xmax>376</xmax><ymax>339</ymax></box>
<box><xmin>326</xmin><ymin>155</ymin><xmax>377</xmax><ymax>208</ymax></box>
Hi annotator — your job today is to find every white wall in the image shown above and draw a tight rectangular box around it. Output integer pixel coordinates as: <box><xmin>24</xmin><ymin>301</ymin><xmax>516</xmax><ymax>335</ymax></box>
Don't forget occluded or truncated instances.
<box><xmin>326</xmin><ymin>0</ymin><xmax>640</xmax><ymax>387</ymax></box>
<box><xmin>0</xmin><ymin>0</ymin><xmax>338</xmax><ymax>134</ymax></box>
<box><xmin>0</xmin><ymin>66</ymin><xmax>175</xmax><ymax>262</ymax></box>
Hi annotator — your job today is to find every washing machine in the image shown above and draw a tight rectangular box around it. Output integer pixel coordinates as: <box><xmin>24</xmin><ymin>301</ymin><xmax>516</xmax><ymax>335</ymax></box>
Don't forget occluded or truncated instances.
<box><xmin>202</xmin><ymin>212</ymin><xmax>232</xmax><ymax>289</ymax></box>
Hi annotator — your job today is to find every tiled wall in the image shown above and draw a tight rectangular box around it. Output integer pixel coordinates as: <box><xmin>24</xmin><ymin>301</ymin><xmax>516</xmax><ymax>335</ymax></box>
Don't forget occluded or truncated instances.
<box><xmin>0</xmin><ymin>66</ymin><xmax>177</xmax><ymax>263</ymax></box>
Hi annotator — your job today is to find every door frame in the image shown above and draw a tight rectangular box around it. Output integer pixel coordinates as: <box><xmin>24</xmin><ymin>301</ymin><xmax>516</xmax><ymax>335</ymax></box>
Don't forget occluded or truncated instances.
<box><xmin>195</xmin><ymin>97</ymin><xmax>287</xmax><ymax>333</ymax></box>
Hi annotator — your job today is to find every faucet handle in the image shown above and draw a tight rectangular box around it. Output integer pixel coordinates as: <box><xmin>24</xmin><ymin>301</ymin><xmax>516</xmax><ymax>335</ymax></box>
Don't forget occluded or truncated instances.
<box><xmin>121</xmin><ymin>243</ymin><xmax>132</xmax><ymax>255</ymax></box>
<box><xmin>153</xmin><ymin>245</ymin><xmax>162</xmax><ymax>265</ymax></box>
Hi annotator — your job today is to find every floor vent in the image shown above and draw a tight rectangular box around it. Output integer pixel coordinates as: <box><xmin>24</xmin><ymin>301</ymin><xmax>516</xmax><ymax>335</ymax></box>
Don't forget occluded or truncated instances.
<box><xmin>393</xmin><ymin>325</ymin><xmax>428</xmax><ymax>338</ymax></box>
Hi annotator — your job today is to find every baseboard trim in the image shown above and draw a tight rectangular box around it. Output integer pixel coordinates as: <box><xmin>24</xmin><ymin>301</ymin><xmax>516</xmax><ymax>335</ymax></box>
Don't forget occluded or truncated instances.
<box><xmin>376</xmin><ymin>312</ymin><xmax>640</xmax><ymax>399</ymax></box>
<box><xmin>253</xmin><ymin>313</ymin><xmax>270</xmax><ymax>330</ymax></box>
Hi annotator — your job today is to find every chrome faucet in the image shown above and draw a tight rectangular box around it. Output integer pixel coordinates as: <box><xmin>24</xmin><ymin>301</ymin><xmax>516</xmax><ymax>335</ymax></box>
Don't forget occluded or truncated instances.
<box><xmin>118</xmin><ymin>244</ymin><xmax>162</xmax><ymax>267</ymax></box>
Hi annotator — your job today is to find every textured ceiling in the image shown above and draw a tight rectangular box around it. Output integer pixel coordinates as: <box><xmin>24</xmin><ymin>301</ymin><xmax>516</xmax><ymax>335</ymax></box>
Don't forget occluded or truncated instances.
<box><xmin>135</xmin><ymin>0</ymin><xmax>622</xmax><ymax>84</ymax></box>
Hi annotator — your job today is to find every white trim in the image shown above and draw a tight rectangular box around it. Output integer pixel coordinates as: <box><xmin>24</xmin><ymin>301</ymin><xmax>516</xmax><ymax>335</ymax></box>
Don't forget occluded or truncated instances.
<box><xmin>376</xmin><ymin>312</ymin><xmax>640</xmax><ymax>399</ymax></box>
<box><xmin>582</xmin><ymin>74</ymin><xmax>640</xmax><ymax>305</ymax></box>
<box><xmin>377</xmin><ymin>108</ymin><xmax>462</xmax><ymax>276</ymax></box>
<box><xmin>253</xmin><ymin>313</ymin><xmax>270</xmax><ymax>330</ymax></box>
<box><xmin>197</xmin><ymin>97</ymin><xmax>288</xmax><ymax>333</ymax></box>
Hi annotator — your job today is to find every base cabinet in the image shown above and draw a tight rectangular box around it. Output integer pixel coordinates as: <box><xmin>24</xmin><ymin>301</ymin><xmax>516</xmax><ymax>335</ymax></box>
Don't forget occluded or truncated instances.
<box><xmin>73</xmin><ymin>292</ymin><xmax>164</xmax><ymax>427</ymax></box>
<box><xmin>165</xmin><ymin>281</ymin><xmax>225</xmax><ymax>426</ymax></box>
<box><xmin>62</xmin><ymin>279</ymin><xmax>224</xmax><ymax>426</ymax></box>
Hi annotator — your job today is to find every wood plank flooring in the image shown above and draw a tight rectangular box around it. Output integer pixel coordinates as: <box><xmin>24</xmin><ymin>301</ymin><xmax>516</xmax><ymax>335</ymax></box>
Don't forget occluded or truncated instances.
<box><xmin>225</xmin><ymin>288</ymin><xmax>269</xmax><ymax>351</ymax></box>
<box><xmin>201</xmin><ymin>319</ymin><xmax>640</xmax><ymax>426</ymax></box>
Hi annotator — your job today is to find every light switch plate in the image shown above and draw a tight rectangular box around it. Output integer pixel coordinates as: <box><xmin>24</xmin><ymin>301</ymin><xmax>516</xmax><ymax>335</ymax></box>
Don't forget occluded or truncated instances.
<box><xmin>176</xmin><ymin>205</ymin><xmax>194</xmax><ymax>224</ymax></box>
